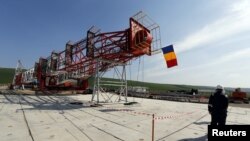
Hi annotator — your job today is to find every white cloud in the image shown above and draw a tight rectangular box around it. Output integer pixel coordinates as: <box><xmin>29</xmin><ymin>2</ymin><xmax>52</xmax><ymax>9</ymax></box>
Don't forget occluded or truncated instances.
<box><xmin>228</xmin><ymin>73</ymin><xmax>241</xmax><ymax>79</ymax></box>
<box><xmin>144</xmin><ymin>0</ymin><xmax>250</xmax><ymax>73</ymax></box>
<box><xmin>138</xmin><ymin>0</ymin><xmax>250</xmax><ymax>87</ymax></box>
<box><xmin>213</xmin><ymin>47</ymin><xmax>250</xmax><ymax>64</ymax></box>
<box><xmin>175</xmin><ymin>0</ymin><xmax>250</xmax><ymax>53</ymax></box>
<box><xmin>231</xmin><ymin>0</ymin><xmax>250</xmax><ymax>14</ymax></box>
<box><xmin>145</xmin><ymin>47</ymin><xmax>250</xmax><ymax>79</ymax></box>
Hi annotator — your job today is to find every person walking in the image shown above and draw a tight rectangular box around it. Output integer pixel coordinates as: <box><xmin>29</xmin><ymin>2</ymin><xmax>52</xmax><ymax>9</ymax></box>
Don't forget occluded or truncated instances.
<box><xmin>208</xmin><ymin>85</ymin><xmax>229</xmax><ymax>125</ymax></box>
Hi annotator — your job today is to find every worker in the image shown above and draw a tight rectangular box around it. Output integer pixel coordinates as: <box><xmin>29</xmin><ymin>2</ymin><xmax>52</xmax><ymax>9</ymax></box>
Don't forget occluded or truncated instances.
<box><xmin>208</xmin><ymin>85</ymin><xmax>228</xmax><ymax>125</ymax></box>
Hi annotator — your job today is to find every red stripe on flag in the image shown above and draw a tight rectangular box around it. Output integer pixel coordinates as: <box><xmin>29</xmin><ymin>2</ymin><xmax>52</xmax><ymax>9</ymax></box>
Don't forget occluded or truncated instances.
<box><xmin>166</xmin><ymin>59</ymin><xmax>178</xmax><ymax>68</ymax></box>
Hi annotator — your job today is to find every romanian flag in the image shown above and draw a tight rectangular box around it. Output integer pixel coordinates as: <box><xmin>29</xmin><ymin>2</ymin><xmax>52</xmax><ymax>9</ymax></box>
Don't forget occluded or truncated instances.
<box><xmin>162</xmin><ymin>45</ymin><xmax>178</xmax><ymax>68</ymax></box>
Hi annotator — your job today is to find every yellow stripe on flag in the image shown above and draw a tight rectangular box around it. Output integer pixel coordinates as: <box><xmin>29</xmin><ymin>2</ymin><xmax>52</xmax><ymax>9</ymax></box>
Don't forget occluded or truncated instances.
<box><xmin>164</xmin><ymin>52</ymin><xmax>176</xmax><ymax>61</ymax></box>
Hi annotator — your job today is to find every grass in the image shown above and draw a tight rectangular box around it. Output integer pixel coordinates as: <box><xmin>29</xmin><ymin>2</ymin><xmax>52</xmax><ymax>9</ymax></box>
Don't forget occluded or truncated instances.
<box><xmin>88</xmin><ymin>77</ymin><xmax>198</xmax><ymax>92</ymax></box>
<box><xmin>0</xmin><ymin>68</ymin><xmax>15</xmax><ymax>84</ymax></box>
<box><xmin>127</xmin><ymin>80</ymin><xmax>191</xmax><ymax>91</ymax></box>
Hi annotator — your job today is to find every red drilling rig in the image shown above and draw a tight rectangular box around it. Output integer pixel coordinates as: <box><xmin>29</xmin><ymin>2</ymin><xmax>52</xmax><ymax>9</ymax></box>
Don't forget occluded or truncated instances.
<box><xmin>12</xmin><ymin>11</ymin><xmax>161</xmax><ymax>95</ymax></box>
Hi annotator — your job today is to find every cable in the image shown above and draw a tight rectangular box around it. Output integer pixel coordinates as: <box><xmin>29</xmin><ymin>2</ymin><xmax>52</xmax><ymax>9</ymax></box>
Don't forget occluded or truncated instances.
<box><xmin>129</xmin><ymin>61</ymin><xmax>132</xmax><ymax>81</ymax></box>
<box><xmin>137</xmin><ymin>57</ymin><xmax>141</xmax><ymax>81</ymax></box>
<box><xmin>142</xmin><ymin>56</ymin><xmax>144</xmax><ymax>85</ymax></box>
<box><xmin>140</xmin><ymin>56</ymin><xmax>145</xmax><ymax>103</ymax></box>
<box><xmin>129</xmin><ymin>61</ymin><xmax>135</xmax><ymax>102</ymax></box>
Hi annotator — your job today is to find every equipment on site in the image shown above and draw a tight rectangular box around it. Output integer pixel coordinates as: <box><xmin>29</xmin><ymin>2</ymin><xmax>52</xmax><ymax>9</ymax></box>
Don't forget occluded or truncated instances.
<box><xmin>229</xmin><ymin>88</ymin><xmax>249</xmax><ymax>104</ymax></box>
<box><xmin>12</xmin><ymin>11</ymin><xmax>162</xmax><ymax>103</ymax></box>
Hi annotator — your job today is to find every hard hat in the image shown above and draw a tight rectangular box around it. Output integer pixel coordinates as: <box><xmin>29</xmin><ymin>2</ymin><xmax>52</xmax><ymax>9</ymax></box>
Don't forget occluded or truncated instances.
<box><xmin>216</xmin><ymin>85</ymin><xmax>223</xmax><ymax>90</ymax></box>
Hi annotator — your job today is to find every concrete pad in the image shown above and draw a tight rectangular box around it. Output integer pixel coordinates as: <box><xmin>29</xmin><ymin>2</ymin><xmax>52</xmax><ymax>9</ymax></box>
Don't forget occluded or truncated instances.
<box><xmin>0</xmin><ymin>91</ymin><xmax>250</xmax><ymax>141</ymax></box>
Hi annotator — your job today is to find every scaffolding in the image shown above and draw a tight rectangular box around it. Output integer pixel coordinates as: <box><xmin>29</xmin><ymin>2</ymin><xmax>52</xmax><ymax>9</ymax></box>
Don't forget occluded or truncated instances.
<box><xmin>92</xmin><ymin>59</ymin><xmax>127</xmax><ymax>103</ymax></box>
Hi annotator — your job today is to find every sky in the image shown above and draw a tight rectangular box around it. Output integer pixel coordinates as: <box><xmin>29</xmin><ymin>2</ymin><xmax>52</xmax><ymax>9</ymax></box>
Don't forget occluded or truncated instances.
<box><xmin>0</xmin><ymin>0</ymin><xmax>250</xmax><ymax>88</ymax></box>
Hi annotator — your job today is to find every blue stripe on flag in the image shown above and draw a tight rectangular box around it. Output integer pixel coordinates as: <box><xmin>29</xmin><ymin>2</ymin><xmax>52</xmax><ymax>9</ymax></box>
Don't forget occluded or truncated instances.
<box><xmin>162</xmin><ymin>45</ymin><xmax>174</xmax><ymax>54</ymax></box>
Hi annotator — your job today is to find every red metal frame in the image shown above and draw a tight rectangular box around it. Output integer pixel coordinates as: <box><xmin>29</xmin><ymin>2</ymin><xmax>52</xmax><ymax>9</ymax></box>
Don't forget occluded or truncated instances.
<box><xmin>18</xmin><ymin>16</ymin><xmax>153</xmax><ymax>91</ymax></box>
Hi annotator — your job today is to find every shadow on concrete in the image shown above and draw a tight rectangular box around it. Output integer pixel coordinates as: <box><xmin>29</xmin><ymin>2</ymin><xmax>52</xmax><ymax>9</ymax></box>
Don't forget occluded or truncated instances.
<box><xmin>99</xmin><ymin>108</ymin><xmax>133</xmax><ymax>112</ymax></box>
<box><xmin>20</xmin><ymin>95</ymin><xmax>91</xmax><ymax>110</ymax></box>
<box><xmin>0</xmin><ymin>93</ymin><xmax>91</xmax><ymax>111</ymax></box>
<box><xmin>193</xmin><ymin>121</ymin><xmax>210</xmax><ymax>125</ymax></box>
<box><xmin>178</xmin><ymin>134</ymin><xmax>207</xmax><ymax>141</ymax></box>
<box><xmin>21</xmin><ymin>103</ymin><xmax>87</xmax><ymax>111</ymax></box>
<box><xmin>3</xmin><ymin>94</ymin><xmax>16</xmax><ymax>103</ymax></box>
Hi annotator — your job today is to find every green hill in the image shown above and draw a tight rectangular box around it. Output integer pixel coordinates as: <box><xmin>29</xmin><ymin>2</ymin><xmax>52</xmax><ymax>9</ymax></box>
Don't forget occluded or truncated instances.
<box><xmin>1</xmin><ymin>68</ymin><xmax>248</xmax><ymax>94</ymax></box>
<box><xmin>0</xmin><ymin>68</ymin><xmax>15</xmax><ymax>84</ymax></box>
<box><xmin>88</xmin><ymin>77</ymin><xmax>199</xmax><ymax>92</ymax></box>
<box><xmin>0</xmin><ymin>67</ymin><xmax>220</xmax><ymax>92</ymax></box>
